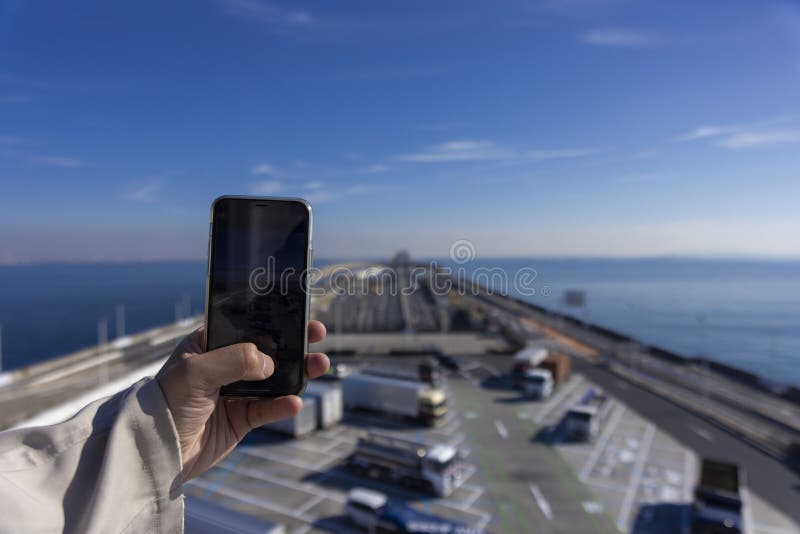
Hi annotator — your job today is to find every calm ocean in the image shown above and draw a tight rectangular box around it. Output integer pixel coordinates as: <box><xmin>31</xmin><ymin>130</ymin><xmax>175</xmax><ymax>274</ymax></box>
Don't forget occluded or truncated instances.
<box><xmin>1</xmin><ymin>259</ymin><xmax>798</xmax><ymax>386</ymax></box>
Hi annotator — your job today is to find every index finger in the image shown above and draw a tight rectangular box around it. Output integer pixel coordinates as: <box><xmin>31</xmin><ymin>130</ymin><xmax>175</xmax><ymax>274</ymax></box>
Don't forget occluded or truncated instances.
<box><xmin>308</xmin><ymin>320</ymin><xmax>326</xmax><ymax>344</ymax></box>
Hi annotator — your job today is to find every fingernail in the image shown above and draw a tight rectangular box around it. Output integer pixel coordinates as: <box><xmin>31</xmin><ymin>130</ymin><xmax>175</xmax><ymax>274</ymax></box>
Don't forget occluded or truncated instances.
<box><xmin>262</xmin><ymin>353</ymin><xmax>274</xmax><ymax>375</ymax></box>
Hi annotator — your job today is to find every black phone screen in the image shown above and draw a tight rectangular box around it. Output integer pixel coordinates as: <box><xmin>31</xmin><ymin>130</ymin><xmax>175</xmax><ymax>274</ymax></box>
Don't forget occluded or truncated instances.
<box><xmin>206</xmin><ymin>197</ymin><xmax>311</xmax><ymax>397</ymax></box>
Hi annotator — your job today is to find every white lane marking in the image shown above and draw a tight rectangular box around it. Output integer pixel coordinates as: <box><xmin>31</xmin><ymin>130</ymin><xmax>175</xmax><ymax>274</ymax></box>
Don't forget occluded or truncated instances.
<box><xmin>529</xmin><ymin>484</ymin><xmax>553</xmax><ymax>520</ymax></box>
<box><xmin>494</xmin><ymin>419</ymin><xmax>509</xmax><ymax>439</ymax></box>
<box><xmin>691</xmin><ymin>426</ymin><xmax>714</xmax><ymax>441</ymax></box>
<box><xmin>741</xmin><ymin>487</ymin><xmax>755</xmax><ymax>534</ymax></box>
<box><xmin>750</xmin><ymin>525</ymin><xmax>800</xmax><ymax>534</ymax></box>
<box><xmin>295</xmin><ymin>493</ymin><xmax>327</xmax><ymax>515</ymax></box>
<box><xmin>454</xmin><ymin>484</ymin><xmax>484</xmax><ymax>511</ymax></box>
<box><xmin>189</xmin><ymin>478</ymin><xmax>315</xmax><ymax>522</ymax></box>
<box><xmin>579</xmin><ymin>404</ymin><xmax>626</xmax><ymax>480</ymax></box>
<box><xmin>482</xmin><ymin>364</ymin><xmax>500</xmax><ymax>377</ymax></box>
<box><xmin>617</xmin><ymin>423</ymin><xmax>656</xmax><ymax>531</ymax></box>
<box><xmin>222</xmin><ymin>457</ymin><xmax>347</xmax><ymax>503</ymax></box>
<box><xmin>240</xmin><ymin>445</ymin><xmax>332</xmax><ymax>471</ymax></box>
<box><xmin>683</xmin><ymin>449</ymin><xmax>695</xmax><ymax>502</ymax></box>
<box><xmin>582</xmin><ymin>501</ymin><xmax>604</xmax><ymax>514</ymax></box>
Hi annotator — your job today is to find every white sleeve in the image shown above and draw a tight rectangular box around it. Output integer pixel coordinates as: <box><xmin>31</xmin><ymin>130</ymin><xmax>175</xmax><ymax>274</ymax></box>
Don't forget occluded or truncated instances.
<box><xmin>0</xmin><ymin>378</ymin><xmax>184</xmax><ymax>534</ymax></box>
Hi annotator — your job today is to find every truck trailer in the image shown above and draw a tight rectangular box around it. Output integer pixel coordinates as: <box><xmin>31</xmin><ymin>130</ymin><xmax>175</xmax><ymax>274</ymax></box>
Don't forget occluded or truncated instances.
<box><xmin>691</xmin><ymin>458</ymin><xmax>745</xmax><ymax>534</ymax></box>
<box><xmin>304</xmin><ymin>381</ymin><xmax>343</xmax><ymax>429</ymax></box>
<box><xmin>263</xmin><ymin>395</ymin><xmax>317</xmax><ymax>437</ymax></box>
<box><xmin>362</xmin><ymin>359</ymin><xmax>442</xmax><ymax>385</ymax></box>
<box><xmin>347</xmin><ymin>433</ymin><xmax>464</xmax><ymax>497</ymax></box>
<box><xmin>342</xmin><ymin>373</ymin><xmax>448</xmax><ymax>425</ymax></box>
<box><xmin>539</xmin><ymin>353</ymin><xmax>571</xmax><ymax>385</ymax></box>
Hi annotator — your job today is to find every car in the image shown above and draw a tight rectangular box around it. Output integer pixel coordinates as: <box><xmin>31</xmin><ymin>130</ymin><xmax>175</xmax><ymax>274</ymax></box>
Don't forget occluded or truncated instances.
<box><xmin>346</xmin><ymin>487</ymin><xmax>387</xmax><ymax>531</ymax></box>
<box><xmin>435</xmin><ymin>354</ymin><xmax>461</xmax><ymax>371</ymax></box>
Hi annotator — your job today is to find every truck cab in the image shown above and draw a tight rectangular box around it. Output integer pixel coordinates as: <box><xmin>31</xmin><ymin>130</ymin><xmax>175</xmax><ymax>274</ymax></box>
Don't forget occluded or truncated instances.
<box><xmin>691</xmin><ymin>459</ymin><xmax>744</xmax><ymax>534</ymax></box>
<box><xmin>419</xmin><ymin>388</ymin><xmax>448</xmax><ymax>424</ymax></box>
<box><xmin>511</xmin><ymin>345</ymin><xmax>549</xmax><ymax>388</ymax></box>
<box><xmin>564</xmin><ymin>389</ymin><xmax>609</xmax><ymax>442</ymax></box>
<box><xmin>522</xmin><ymin>369</ymin><xmax>554</xmax><ymax>399</ymax></box>
<box><xmin>565</xmin><ymin>405</ymin><xmax>597</xmax><ymax>441</ymax></box>
<box><xmin>422</xmin><ymin>444</ymin><xmax>461</xmax><ymax>497</ymax></box>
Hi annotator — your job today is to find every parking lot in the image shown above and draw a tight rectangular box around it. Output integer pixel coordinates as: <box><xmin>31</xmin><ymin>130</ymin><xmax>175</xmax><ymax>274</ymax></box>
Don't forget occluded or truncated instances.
<box><xmin>460</xmin><ymin>362</ymin><xmax>800</xmax><ymax>534</ymax></box>
<box><xmin>186</xmin><ymin>355</ymin><xmax>800</xmax><ymax>533</ymax></box>
<box><xmin>186</xmin><ymin>393</ymin><xmax>492</xmax><ymax>533</ymax></box>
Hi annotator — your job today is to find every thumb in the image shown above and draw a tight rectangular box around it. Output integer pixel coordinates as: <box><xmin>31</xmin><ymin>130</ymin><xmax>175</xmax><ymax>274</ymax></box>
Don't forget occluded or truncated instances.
<box><xmin>185</xmin><ymin>342</ymin><xmax>274</xmax><ymax>390</ymax></box>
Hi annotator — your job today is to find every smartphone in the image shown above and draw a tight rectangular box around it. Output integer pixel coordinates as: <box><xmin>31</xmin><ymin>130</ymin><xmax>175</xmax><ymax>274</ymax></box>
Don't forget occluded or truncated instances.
<box><xmin>204</xmin><ymin>196</ymin><xmax>312</xmax><ymax>397</ymax></box>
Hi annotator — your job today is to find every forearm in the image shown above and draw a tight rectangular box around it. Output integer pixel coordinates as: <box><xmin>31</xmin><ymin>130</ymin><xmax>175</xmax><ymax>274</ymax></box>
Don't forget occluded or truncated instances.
<box><xmin>0</xmin><ymin>378</ymin><xmax>184</xmax><ymax>534</ymax></box>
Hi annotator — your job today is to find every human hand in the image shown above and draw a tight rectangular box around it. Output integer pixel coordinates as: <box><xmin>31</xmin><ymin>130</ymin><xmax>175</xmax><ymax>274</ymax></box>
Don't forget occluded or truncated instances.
<box><xmin>156</xmin><ymin>320</ymin><xmax>328</xmax><ymax>481</ymax></box>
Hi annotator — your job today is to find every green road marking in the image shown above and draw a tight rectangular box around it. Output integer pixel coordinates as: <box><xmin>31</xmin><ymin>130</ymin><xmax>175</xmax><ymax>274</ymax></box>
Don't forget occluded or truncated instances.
<box><xmin>456</xmin><ymin>383</ymin><xmax>530</xmax><ymax>532</ymax></box>
<box><xmin>526</xmin><ymin>419</ymin><xmax>618</xmax><ymax>533</ymax></box>
<box><xmin>450</xmin><ymin>385</ymin><xmax>512</xmax><ymax>531</ymax></box>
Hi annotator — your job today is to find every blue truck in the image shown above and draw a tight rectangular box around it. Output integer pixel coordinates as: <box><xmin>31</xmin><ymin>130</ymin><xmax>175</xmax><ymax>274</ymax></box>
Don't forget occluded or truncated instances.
<box><xmin>346</xmin><ymin>487</ymin><xmax>480</xmax><ymax>533</ymax></box>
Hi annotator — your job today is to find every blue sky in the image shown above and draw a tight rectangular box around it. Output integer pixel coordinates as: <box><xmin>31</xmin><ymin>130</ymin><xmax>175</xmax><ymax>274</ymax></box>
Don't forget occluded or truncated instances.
<box><xmin>1</xmin><ymin>0</ymin><xmax>799</xmax><ymax>262</ymax></box>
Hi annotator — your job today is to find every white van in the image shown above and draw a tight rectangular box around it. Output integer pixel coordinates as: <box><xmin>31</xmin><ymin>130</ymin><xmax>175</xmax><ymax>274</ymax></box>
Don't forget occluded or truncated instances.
<box><xmin>345</xmin><ymin>487</ymin><xmax>387</xmax><ymax>531</ymax></box>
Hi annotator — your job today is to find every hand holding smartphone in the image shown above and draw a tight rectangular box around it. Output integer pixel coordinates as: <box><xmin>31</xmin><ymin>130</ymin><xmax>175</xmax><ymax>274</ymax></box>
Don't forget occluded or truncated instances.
<box><xmin>204</xmin><ymin>196</ymin><xmax>312</xmax><ymax>397</ymax></box>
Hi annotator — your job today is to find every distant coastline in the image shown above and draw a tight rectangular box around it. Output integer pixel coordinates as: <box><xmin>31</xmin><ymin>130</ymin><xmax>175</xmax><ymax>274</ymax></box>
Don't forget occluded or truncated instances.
<box><xmin>1</xmin><ymin>258</ymin><xmax>798</xmax><ymax>386</ymax></box>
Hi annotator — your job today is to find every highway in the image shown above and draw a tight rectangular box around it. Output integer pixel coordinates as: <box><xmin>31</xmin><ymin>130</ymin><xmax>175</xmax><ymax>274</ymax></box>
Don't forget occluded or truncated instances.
<box><xmin>569</xmin><ymin>358</ymin><xmax>800</xmax><ymax>524</ymax></box>
<box><xmin>0</xmin><ymin>319</ymin><xmax>200</xmax><ymax>429</ymax></box>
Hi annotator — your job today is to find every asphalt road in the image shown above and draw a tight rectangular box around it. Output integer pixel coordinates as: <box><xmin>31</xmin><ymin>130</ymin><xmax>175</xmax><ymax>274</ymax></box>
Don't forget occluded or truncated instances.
<box><xmin>570</xmin><ymin>358</ymin><xmax>800</xmax><ymax>524</ymax></box>
<box><xmin>449</xmin><ymin>376</ymin><xmax>618</xmax><ymax>533</ymax></box>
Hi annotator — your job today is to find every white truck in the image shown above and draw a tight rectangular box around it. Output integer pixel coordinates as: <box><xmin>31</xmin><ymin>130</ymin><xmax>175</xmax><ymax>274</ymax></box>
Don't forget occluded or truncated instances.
<box><xmin>362</xmin><ymin>360</ymin><xmax>443</xmax><ymax>385</ymax></box>
<box><xmin>264</xmin><ymin>382</ymin><xmax>343</xmax><ymax>437</ymax></box>
<box><xmin>564</xmin><ymin>388</ymin><xmax>611</xmax><ymax>442</ymax></box>
<box><xmin>263</xmin><ymin>396</ymin><xmax>318</xmax><ymax>438</ymax></box>
<box><xmin>511</xmin><ymin>345</ymin><xmax>549</xmax><ymax>388</ymax></box>
<box><xmin>342</xmin><ymin>373</ymin><xmax>447</xmax><ymax>425</ymax></box>
<box><xmin>521</xmin><ymin>369</ymin><xmax>554</xmax><ymax>399</ymax></box>
<box><xmin>304</xmin><ymin>381</ymin><xmax>343</xmax><ymax>430</ymax></box>
<box><xmin>347</xmin><ymin>433</ymin><xmax>464</xmax><ymax>497</ymax></box>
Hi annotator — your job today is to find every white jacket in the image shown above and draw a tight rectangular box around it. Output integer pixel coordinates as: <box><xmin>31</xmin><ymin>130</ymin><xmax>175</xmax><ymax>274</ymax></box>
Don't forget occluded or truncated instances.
<box><xmin>0</xmin><ymin>378</ymin><xmax>183</xmax><ymax>533</ymax></box>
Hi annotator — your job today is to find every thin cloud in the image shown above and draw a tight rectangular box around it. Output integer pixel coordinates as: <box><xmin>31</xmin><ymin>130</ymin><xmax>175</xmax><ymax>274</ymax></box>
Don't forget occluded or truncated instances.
<box><xmin>127</xmin><ymin>183</ymin><xmax>161</xmax><ymax>202</ymax></box>
<box><xmin>291</xmin><ymin>181</ymin><xmax>393</xmax><ymax>204</ymax></box>
<box><xmin>582</xmin><ymin>28</ymin><xmax>661</xmax><ymax>47</ymax></box>
<box><xmin>397</xmin><ymin>140</ymin><xmax>602</xmax><ymax>164</ymax></box>
<box><xmin>304</xmin><ymin>189</ymin><xmax>334</xmax><ymax>203</ymax></box>
<box><xmin>526</xmin><ymin>148</ymin><xmax>601</xmax><ymax>160</ymax></box>
<box><xmin>220</xmin><ymin>0</ymin><xmax>314</xmax><ymax>29</ymax></box>
<box><xmin>251</xmin><ymin>162</ymin><xmax>276</xmax><ymax>175</ymax></box>
<box><xmin>361</xmin><ymin>163</ymin><xmax>391</xmax><ymax>173</ymax></box>
<box><xmin>680</xmin><ymin>118</ymin><xmax>800</xmax><ymax>149</ymax></box>
<box><xmin>252</xmin><ymin>180</ymin><xmax>282</xmax><ymax>194</ymax></box>
<box><xmin>717</xmin><ymin>130</ymin><xmax>800</xmax><ymax>149</ymax></box>
<box><xmin>396</xmin><ymin>140</ymin><xmax>509</xmax><ymax>163</ymax></box>
<box><xmin>415</xmin><ymin>121</ymin><xmax>468</xmax><ymax>132</ymax></box>
<box><xmin>679</xmin><ymin>125</ymin><xmax>738</xmax><ymax>141</ymax></box>
<box><xmin>28</xmin><ymin>155</ymin><xmax>83</xmax><ymax>168</ymax></box>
